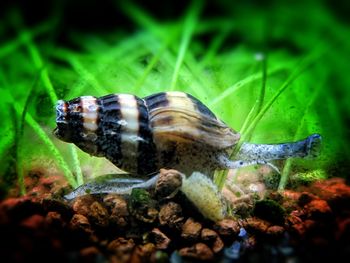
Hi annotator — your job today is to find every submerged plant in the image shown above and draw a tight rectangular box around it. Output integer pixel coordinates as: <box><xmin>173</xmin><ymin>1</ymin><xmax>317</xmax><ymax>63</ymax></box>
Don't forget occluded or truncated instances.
<box><xmin>0</xmin><ymin>0</ymin><xmax>349</xmax><ymax>196</ymax></box>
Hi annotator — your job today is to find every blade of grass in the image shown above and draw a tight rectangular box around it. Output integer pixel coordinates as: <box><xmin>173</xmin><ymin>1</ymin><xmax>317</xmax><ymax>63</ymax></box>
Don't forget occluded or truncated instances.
<box><xmin>18</xmin><ymin>29</ymin><xmax>58</xmax><ymax>105</ymax></box>
<box><xmin>239</xmin><ymin>55</ymin><xmax>267</xmax><ymax>136</ymax></box>
<box><xmin>12</xmin><ymin>100</ymin><xmax>78</xmax><ymax>187</ymax></box>
<box><xmin>170</xmin><ymin>0</ymin><xmax>202</xmax><ymax>90</ymax></box>
<box><xmin>0</xmin><ymin>73</ymin><xmax>77</xmax><ymax>187</ymax></box>
<box><xmin>0</xmin><ymin>22</ymin><xmax>52</xmax><ymax>59</ymax></box>
<box><xmin>53</xmin><ymin>49</ymin><xmax>110</xmax><ymax>96</ymax></box>
<box><xmin>200</xmin><ymin>24</ymin><xmax>232</xmax><ymax>67</ymax></box>
<box><xmin>119</xmin><ymin>1</ymin><xmax>166</xmax><ymax>40</ymax></box>
<box><xmin>16</xmin><ymin>71</ymin><xmax>41</xmax><ymax>195</ymax></box>
<box><xmin>208</xmin><ymin>66</ymin><xmax>282</xmax><ymax>108</ymax></box>
<box><xmin>21</xmin><ymin>36</ymin><xmax>85</xmax><ymax>186</ymax></box>
<box><xmin>215</xmin><ymin>49</ymin><xmax>323</xmax><ymax>190</ymax></box>
<box><xmin>278</xmin><ymin>81</ymin><xmax>323</xmax><ymax>191</ymax></box>
<box><xmin>69</xmin><ymin>146</ymin><xmax>84</xmax><ymax>186</ymax></box>
<box><xmin>237</xmin><ymin>49</ymin><xmax>323</xmax><ymax>148</ymax></box>
<box><xmin>134</xmin><ymin>33</ymin><xmax>178</xmax><ymax>91</ymax></box>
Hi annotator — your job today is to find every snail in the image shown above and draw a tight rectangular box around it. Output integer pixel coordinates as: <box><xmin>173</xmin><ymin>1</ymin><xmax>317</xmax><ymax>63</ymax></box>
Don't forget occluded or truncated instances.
<box><xmin>54</xmin><ymin>91</ymin><xmax>321</xmax><ymax>199</ymax></box>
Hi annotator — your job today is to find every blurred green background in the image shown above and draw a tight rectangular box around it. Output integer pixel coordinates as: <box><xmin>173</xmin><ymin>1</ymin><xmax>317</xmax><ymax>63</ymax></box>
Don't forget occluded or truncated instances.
<box><xmin>0</xmin><ymin>0</ymin><xmax>349</xmax><ymax>196</ymax></box>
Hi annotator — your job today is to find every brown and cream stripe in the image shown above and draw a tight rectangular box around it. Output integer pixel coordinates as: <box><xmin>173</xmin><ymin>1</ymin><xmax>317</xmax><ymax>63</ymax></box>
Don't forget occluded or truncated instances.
<box><xmin>54</xmin><ymin>91</ymin><xmax>239</xmax><ymax>176</ymax></box>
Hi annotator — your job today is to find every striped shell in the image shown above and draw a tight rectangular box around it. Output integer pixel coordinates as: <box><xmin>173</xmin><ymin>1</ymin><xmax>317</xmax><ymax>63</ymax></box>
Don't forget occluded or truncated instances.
<box><xmin>54</xmin><ymin>91</ymin><xmax>240</xmax><ymax>176</ymax></box>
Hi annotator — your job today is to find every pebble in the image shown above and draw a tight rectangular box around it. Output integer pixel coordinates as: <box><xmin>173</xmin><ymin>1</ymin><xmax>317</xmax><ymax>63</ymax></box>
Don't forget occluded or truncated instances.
<box><xmin>148</xmin><ymin>228</ymin><xmax>171</xmax><ymax>250</ymax></box>
<box><xmin>158</xmin><ymin>202</ymin><xmax>184</xmax><ymax>229</ymax></box>
<box><xmin>266</xmin><ymin>225</ymin><xmax>285</xmax><ymax>238</ymax></box>
<box><xmin>108</xmin><ymin>237</ymin><xmax>135</xmax><ymax>262</ymax></box>
<box><xmin>155</xmin><ymin>169</ymin><xmax>183</xmax><ymax>199</ymax></box>
<box><xmin>214</xmin><ymin>219</ymin><xmax>240</xmax><ymax>238</ymax></box>
<box><xmin>129</xmin><ymin>243</ymin><xmax>156</xmax><ymax>263</ymax></box>
<box><xmin>181</xmin><ymin>218</ymin><xmax>202</xmax><ymax>241</ymax></box>
<box><xmin>103</xmin><ymin>194</ymin><xmax>129</xmax><ymax>228</ymax></box>
<box><xmin>89</xmin><ymin>201</ymin><xmax>109</xmax><ymax>228</ymax></box>
<box><xmin>200</xmin><ymin>228</ymin><xmax>224</xmax><ymax>253</ymax></box>
<box><xmin>179</xmin><ymin>243</ymin><xmax>214</xmax><ymax>261</ymax></box>
<box><xmin>69</xmin><ymin>214</ymin><xmax>92</xmax><ymax>234</ymax></box>
<box><xmin>305</xmin><ymin>199</ymin><xmax>332</xmax><ymax>220</ymax></box>
<box><xmin>72</xmin><ymin>195</ymin><xmax>95</xmax><ymax>217</ymax></box>
<box><xmin>243</xmin><ymin>217</ymin><xmax>270</xmax><ymax>235</ymax></box>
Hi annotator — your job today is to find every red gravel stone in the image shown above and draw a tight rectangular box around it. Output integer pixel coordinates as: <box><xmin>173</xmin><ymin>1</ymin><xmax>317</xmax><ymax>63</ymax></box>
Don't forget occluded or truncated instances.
<box><xmin>181</xmin><ymin>218</ymin><xmax>202</xmax><ymax>241</ymax></box>
<box><xmin>129</xmin><ymin>243</ymin><xmax>156</xmax><ymax>263</ymax></box>
<box><xmin>72</xmin><ymin>195</ymin><xmax>95</xmax><ymax>216</ymax></box>
<box><xmin>69</xmin><ymin>214</ymin><xmax>92</xmax><ymax>234</ymax></box>
<box><xmin>305</xmin><ymin>199</ymin><xmax>332</xmax><ymax>220</ymax></box>
<box><xmin>243</xmin><ymin>217</ymin><xmax>270</xmax><ymax>234</ymax></box>
<box><xmin>20</xmin><ymin>214</ymin><xmax>45</xmax><ymax>229</ymax></box>
<box><xmin>179</xmin><ymin>243</ymin><xmax>214</xmax><ymax>261</ymax></box>
<box><xmin>103</xmin><ymin>194</ymin><xmax>129</xmax><ymax>228</ymax></box>
<box><xmin>89</xmin><ymin>201</ymin><xmax>109</xmax><ymax>228</ymax></box>
<box><xmin>155</xmin><ymin>169</ymin><xmax>183</xmax><ymax>199</ymax></box>
<box><xmin>214</xmin><ymin>219</ymin><xmax>240</xmax><ymax>237</ymax></box>
<box><xmin>266</xmin><ymin>225</ymin><xmax>285</xmax><ymax>237</ymax></box>
<box><xmin>159</xmin><ymin>202</ymin><xmax>184</xmax><ymax>229</ymax></box>
<box><xmin>201</xmin><ymin>228</ymin><xmax>218</xmax><ymax>242</ymax></box>
<box><xmin>108</xmin><ymin>237</ymin><xmax>135</xmax><ymax>263</ymax></box>
<box><xmin>148</xmin><ymin>228</ymin><xmax>171</xmax><ymax>250</ymax></box>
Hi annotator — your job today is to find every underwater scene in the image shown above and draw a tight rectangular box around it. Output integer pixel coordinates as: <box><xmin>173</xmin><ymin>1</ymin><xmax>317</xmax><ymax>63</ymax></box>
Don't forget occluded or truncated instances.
<box><xmin>0</xmin><ymin>0</ymin><xmax>349</xmax><ymax>262</ymax></box>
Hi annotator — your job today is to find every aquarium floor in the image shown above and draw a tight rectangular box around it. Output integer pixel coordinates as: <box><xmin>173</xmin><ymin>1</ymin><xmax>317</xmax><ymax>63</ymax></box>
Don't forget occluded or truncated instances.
<box><xmin>0</xmin><ymin>172</ymin><xmax>349</xmax><ymax>263</ymax></box>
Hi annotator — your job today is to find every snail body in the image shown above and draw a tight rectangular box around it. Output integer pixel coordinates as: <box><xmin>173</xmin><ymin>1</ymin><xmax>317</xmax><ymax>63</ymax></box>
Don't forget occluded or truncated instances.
<box><xmin>54</xmin><ymin>91</ymin><xmax>240</xmax><ymax>176</ymax></box>
<box><xmin>54</xmin><ymin>91</ymin><xmax>321</xmax><ymax>177</ymax></box>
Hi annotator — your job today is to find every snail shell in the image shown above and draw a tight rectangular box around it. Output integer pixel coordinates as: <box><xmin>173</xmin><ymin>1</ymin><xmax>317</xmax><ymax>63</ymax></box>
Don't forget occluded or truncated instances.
<box><xmin>54</xmin><ymin>91</ymin><xmax>240</xmax><ymax>176</ymax></box>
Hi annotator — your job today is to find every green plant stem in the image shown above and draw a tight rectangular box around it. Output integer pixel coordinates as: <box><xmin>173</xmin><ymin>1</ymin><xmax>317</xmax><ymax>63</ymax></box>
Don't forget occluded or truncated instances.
<box><xmin>13</xmin><ymin>101</ymin><xmax>77</xmax><ymax>187</ymax></box>
<box><xmin>239</xmin><ymin>57</ymin><xmax>267</xmax><ymax>137</ymax></box>
<box><xmin>170</xmin><ymin>0</ymin><xmax>202</xmax><ymax>90</ymax></box>
<box><xmin>278</xmin><ymin>81</ymin><xmax>323</xmax><ymax>191</ymax></box>
<box><xmin>16</xmin><ymin>26</ymin><xmax>83</xmax><ymax>187</ymax></box>
<box><xmin>19</xmin><ymin>30</ymin><xmax>58</xmax><ymax>105</ymax></box>
<box><xmin>215</xmin><ymin>57</ymin><xmax>267</xmax><ymax>190</ymax></box>
<box><xmin>238</xmin><ymin>51</ymin><xmax>320</xmax><ymax>149</ymax></box>
<box><xmin>134</xmin><ymin>32</ymin><xmax>179</xmax><ymax>91</ymax></box>
<box><xmin>0</xmin><ymin>22</ymin><xmax>52</xmax><ymax>59</ymax></box>
<box><xmin>209</xmin><ymin>67</ymin><xmax>281</xmax><ymax>108</ymax></box>
<box><xmin>69</xmin><ymin>146</ymin><xmax>84</xmax><ymax>186</ymax></box>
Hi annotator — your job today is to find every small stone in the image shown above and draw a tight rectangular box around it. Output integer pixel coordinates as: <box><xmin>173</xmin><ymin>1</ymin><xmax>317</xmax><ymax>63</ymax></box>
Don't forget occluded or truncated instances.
<box><xmin>148</xmin><ymin>228</ymin><xmax>171</xmax><ymax>250</ymax></box>
<box><xmin>155</xmin><ymin>169</ymin><xmax>183</xmax><ymax>199</ymax></box>
<box><xmin>214</xmin><ymin>219</ymin><xmax>240</xmax><ymax>237</ymax></box>
<box><xmin>243</xmin><ymin>217</ymin><xmax>270</xmax><ymax>234</ymax></box>
<box><xmin>201</xmin><ymin>228</ymin><xmax>218</xmax><ymax>242</ymax></box>
<box><xmin>291</xmin><ymin>222</ymin><xmax>306</xmax><ymax>236</ymax></box>
<box><xmin>108</xmin><ymin>237</ymin><xmax>135</xmax><ymax>262</ymax></box>
<box><xmin>103</xmin><ymin>194</ymin><xmax>129</xmax><ymax>228</ymax></box>
<box><xmin>305</xmin><ymin>199</ymin><xmax>332</xmax><ymax>220</ymax></box>
<box><xmin>42</xmin><ymin>198</ymin><xmax>72</xmax><ymax>220</ymax></box>
<box><xmin>212</xmin><ymin>236</ymin><xmax>224</xmax><ymax>253</ymax></box>
<box><xmin>181</xmin><ymin>218</ymin><xmax>202</xmax><ymax>241</ymax></box>
<box><xmin>266</xmin><ymin>225</ymin><xmax>285</xmax><ymax>237</ymax></box>
<box><xmin>201</xmin><ymin>228</ymin><xmax>224</xmax><ymax>253</ymax></box>
<box><xmin>89</xmin><ymin>201</ymin><xmax>109</xmax><ymax>228</ymax></box>
<box><xmin>69</xmin><ymin>214</ymin><xmax>92</xmax><ymax>234</ymax></box>
<box><xmin>72</xmin><ymin>195</ymin><xmax>95</xmax><ymax>216</ymax></box>
<box><xmin>20</xmin><ymin>214</ymin><xmax>45</xmax><ymax>229</ymax></box>
<box><xmin>80</xmin><ymin>246</ymin><xmax>102</xmax><ymax>262</ymax></box>
<box><xmin>130</xmin><ymin>243</ymin><xmax>156</xmax><ymax>263</ymax></box>
<box><xmin>298</xmin><ymin>192</ymin><xmax>317</xmax><ymax>207</ymax></box>
<box><xmin>310</xmin><ymin>178</ymin><xmax>350</xmax><ymax>201</ymax></box>
<box><xmin>158</xmin><ymin>202</ymin><xmax>184</xmax><ymax>229</ymax></box>
<box><xmin>179</xmin><ymin>243</ymin><xmax>214</xmax><ymax>261</ymax></box>
<box><xmin>45</xmin><ymin>211</ymin><xmax>64</xmax><ymax>228</ymax></box>
<box><xmin>0</xmin><ymin>197</ymin><xmax>43</xmax><ymax>224</ymax></box>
